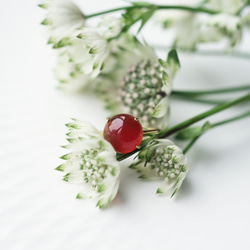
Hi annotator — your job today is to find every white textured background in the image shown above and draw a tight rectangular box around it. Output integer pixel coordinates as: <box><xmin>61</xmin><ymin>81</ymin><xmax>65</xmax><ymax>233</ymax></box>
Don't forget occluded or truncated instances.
<box><xmin>1</xmin><ymin>1</ymin><xmax>250</xmax><ymax>250</ymax></box>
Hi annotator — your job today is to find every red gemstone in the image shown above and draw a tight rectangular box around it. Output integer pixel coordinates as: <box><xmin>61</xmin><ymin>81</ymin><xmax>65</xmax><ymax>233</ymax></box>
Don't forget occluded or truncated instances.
<box><xmin>104</xmin><ymin>114</ymin><xmax>143</xmax><ymax>154</ymax></box>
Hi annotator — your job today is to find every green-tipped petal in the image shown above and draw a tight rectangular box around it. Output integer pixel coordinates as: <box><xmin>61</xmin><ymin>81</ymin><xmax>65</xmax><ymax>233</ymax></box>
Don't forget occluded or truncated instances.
<box><xmin>38</xmin><ymin>3</ymin><xmax>48</xmax><ymax>9</ymax></box>
<box><xmin>158</xmin><ymin>58</ymin><xmax>168</xmax><ymax>69</ymax></box>
<box><xmin>55</xmin><ymin>164</ymin><xmax>65</xmax><ymax>172</ymax></box>
<box><xmin>152</xmin><ymin>97</ymin><xmax>169</xmax><ymax>118</ymax></box>
<box><xmin>41</xmin><ymin>18</ymin><xmax>52</xmax><ymax>25</ymax></box>
<box><xmin>167</xmin><ymin>49</ymin><xmax>180</xmax><ymax>77</ymax></box>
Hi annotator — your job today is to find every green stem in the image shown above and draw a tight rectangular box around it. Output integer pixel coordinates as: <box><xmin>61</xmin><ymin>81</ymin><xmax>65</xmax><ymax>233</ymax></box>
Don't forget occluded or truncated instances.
<box><xmin>117</xmin><ymin>93</ymin><xmax>250</xmax><ymax>161</ymax></box>
<box><xmin>212</xmin><ymin>110</ymin><xmax>250</xmax><ymax>127</ymax></box>
<box><xmin>151</xmin><ymin>45</ymin><xmax>250</xmax><ymax>60</ymax></box>
<box><xmin>85</xmin><ymin>4</ymin><xmax>218</xmax><ymax>19</ymax></box>
<box><xmin>158</xmin><ymin>92</ymin><xmax>250</xmax><ymax>138</ymax></box>
<box><xmin>183</xmin><ymin>110</ymin><xmax>250</xmax><ymax>154</ymax></box>
<box><xmin>172</xmin><ymin>84</ymin><xmax>250</xmax><ymax>96</ymax></box>
<box><xmin>189</xmin><ymin>50</ymin><xmax>250</xmax><ymax>60</ymax></box>
<box><xmin>173</xmin><ymin>95</ymin><xmax>224</xmax><ymax>105</ymax></box>
<box><xmin>183</xmin><ymin>135</ymin><xmax>201</xmax><ymax>154</ymax></box>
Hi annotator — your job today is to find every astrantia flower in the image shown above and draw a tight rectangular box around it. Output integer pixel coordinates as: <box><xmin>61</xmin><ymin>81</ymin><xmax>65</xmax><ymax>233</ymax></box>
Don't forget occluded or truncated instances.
<box><xmin>200</xmin><ymin>14</ymin><xmax>243</xmax><ymax>50</ymax></box>
<box><xmin>40</xmin><ymin>1</ymin><xmax>125</xmax><ymax>91</ymax></box>
<box><xmin>154</xmin><ymin>0</ymin><xmax>247</xmax><ymax>51</ymax></box>
<box><xmin>55</xmin><ymin>50</ymin><xmax>92</xmax><ymax>92</ymax></box>
<box><xmin>154</xmin><ymin>0</ymin><xmax>202</xmax><ymax>50</ymax></box>
<box><xmin>155</xmin><ymin>10</ymin><xmax>200</xmax><ymax>50</ymax></box>
<box><xmin>130</xmin><ymin>139</ymin><xmax>189</xmax><ymax>197</ymax></box>
<box><xmin>76</xmin><ymin>17</ymin><xmax>123</xmax><ymax>77</ymax></box>
<box><xmin>118</xmin><ymin>48</ymin><xmax>180</xmax><ymax>129</ymax></box>
<box><xmin>56</xmin><ymin>119</ymin><xmax>120</xmax><ymax>209</ymax></box>
<box><xmin>39</xmin><ymin>0</ymin><xmax>85</xmax><ymax>46</ymax></box>
<box><xmin>205</xmin><ymin>0</ymin><xmax>247</xmax><ymax>14</ymax></box>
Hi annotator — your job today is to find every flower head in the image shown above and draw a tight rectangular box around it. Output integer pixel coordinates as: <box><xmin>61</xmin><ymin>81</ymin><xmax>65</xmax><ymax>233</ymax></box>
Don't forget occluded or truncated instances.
<box><xmin>39</xmin><ymin>0</ymin><xmax>85</xmax><ymax>46</ymax></box>
<box><xmin>205</xmin><ymin>0</ymin><xmax>247</xmax><ymax>14</ymax></box>
<box><xmin>40</xmin><ymin>1</ymin><xmax>126</xmax><ymax>91</ymax></box>
<box><xmin>57</xmin><ymin>119</ymin><xmax>120</xmax><ymax>209</ymax></box>
<box><xmin>76</xmin><ymin>17</ymin><xmax>123</xmax><ymax>77</ymax></box>
<box><xmin>154</xmin><ymin>0</ymin><xmax>247</xmax><ymax>51</ymax></box>
<box><xmin>130</xmin><ymin>139</ymin><xmax>189</xmax><ymax>197</ymax></box>
<box><xmin>200</xmin><ymin>14</ymin><xmax>243</xmax><ymax>50</ymax></box>
<box><xmin>118</xmin><ymin>49</ymin><xmax>180</xmax><ymax>129</ymax></box>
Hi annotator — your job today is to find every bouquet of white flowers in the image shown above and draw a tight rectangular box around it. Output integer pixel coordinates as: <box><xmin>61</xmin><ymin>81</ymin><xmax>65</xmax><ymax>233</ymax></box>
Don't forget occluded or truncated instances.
<box><xmin>40</xmin><ymin>0</ymin><xmax>250</xmax><ymax>208</ymax></box>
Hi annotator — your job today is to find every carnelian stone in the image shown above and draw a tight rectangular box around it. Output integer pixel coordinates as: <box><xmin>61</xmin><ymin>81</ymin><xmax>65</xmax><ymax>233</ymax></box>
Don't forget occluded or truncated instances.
<box><xmin>104</xmin><ymin>114</ymin><xmax>143</xmax><ymax>154</ymax></box>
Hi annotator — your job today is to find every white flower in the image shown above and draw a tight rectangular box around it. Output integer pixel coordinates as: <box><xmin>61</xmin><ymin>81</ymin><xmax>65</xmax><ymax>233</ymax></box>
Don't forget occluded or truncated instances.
<box><xmin>200</xmin><ymin>14</ymin><xmax>243</xmax><ymax>49</ymax></box>
<box><xmin>40</xmin><ymin>1</ymin><xmax>124</xmax><ymax>91</ymax></box>
<box><xmin>57</xmin><ymin>118</ymin><xmax>120</xmax><ymax>209</ymax></box>
<box><xmin>39</xmin><ymin>0</ymin><xmax>85</xmax><ymax>45</ymax></box>
<box><xmin>205</xmin><ymin>0</ymin><xmax>247</xmax><ymax>14</ymax></box>
<box><xmin>117</xmin><ymin>48</ymin><xmax>180</xmax><ymax>129</ymax></box>
<box><xmin>98</xmin><ymin>16</ymin><xmax>123</xmax><ymax>39</ymax></box>
<box><xmin>242</xmin><ymin>10</ymin><xmax>250</xmax><ymax>28</ymax></box>
<box><xmin>76</xmin><ymin>17</ymin><xmax>123</xmax><ymax>77</ymax></box>
<box><xmin>129</xmin><ymin>139</ymin><xmax>189</xmax><ymax>197</ymax></box>
<box><xmin>154</xmin><ymin>0</ymin><xmax>203</xmax><ymax>50</ymax></box>
<box><xmin>154</xmin><ymin>0</ymin><xmax>247</xmax><ymax>50</ymax></box>
<box><xmin>76</xmin><ymin>28</ymin><xmax>110</xmax><ymax>77</ymax></box>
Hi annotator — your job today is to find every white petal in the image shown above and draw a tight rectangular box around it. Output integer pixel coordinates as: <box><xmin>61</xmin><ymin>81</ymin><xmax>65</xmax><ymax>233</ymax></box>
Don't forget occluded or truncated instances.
<box><xmin>156</xmin><ymin>178</ymin><xmax>176</xmax><ymax>195</ymax></box>
<box><xmin>152</xmin><ymin>97</ymin><xmax>169</xmax><ymax>118</ymax></box>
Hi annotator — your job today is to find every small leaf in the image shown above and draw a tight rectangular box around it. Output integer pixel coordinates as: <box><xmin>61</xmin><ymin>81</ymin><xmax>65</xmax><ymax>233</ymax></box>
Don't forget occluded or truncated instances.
<box><xmin>201</xmin><ymin>121</ymin><xmax>212</xmax><ymax>133</ymax></box>
<box><xmin>175</xmin><ymin>126</ymin><xmax>202</xmax><ymax>141</ymax></box>
<box><xmin>176</xmin><ymin>121</ymin><xmax>212</xmax><ymax>141</ymax></box>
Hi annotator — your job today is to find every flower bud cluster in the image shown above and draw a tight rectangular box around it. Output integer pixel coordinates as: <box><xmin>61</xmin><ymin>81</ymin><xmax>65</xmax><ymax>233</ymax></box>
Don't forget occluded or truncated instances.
<box><xmin>130</xmin><ymin>139</ymin><xmax>189</xmax><ymax>197</ymax></box>
<box><xmin>119</xmin><ymin>60</ymin><xmax>168</xmax><ymax>128</ymax></box>
<box><xmin>118</xmin><ymin>49</ymin><xmax>180</xmax><ymax>129</ymax></box>
<box><xmin>155</xmin><ymin>0</ymin><xmax>248</xmax><ymax>51</ymax></box>
<box><xmin>57</xmin><ymin>119</ymin><xmax>120</xmax><ymax>208</ymax></box>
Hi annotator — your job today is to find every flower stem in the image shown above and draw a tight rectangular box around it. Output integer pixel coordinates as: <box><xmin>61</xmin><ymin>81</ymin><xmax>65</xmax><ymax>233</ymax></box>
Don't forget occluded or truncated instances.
<box><xmin>158</xmin><ymin>92</ymin><xmax>250</xmax><ymax>138</ymax></box>
<box><xmin>151</xmin><ymin>45</ymin><xmax>250</xmax><ymax>60</ymax></box>
<box><xmin>183</xmin><ymin>135</ymin><xmax>201</xmax><ymax>154</ymax></box>
<box><xmin>116</xmin><ymin>93</ymin><xmax>250</xmax><ymax>161</ymax></box>
<box><xmin>85</xmin><ymin>4</ymin><xmax>218</xmax><ymax>19</ymax></box>
<box><xmin>173</xmin><ymin>95</ymin><xmax>224</xmax><ymax>105</ymax></box>
<box><xmin>212</xmin><ymin>110</ymin><xmax>250</xmax><ymax>127</ymax></box>
<box><xmin>172</xmin><ymin>84</ymin><xmax>250</xmax><ymax>96</ymax></box>
<box><xmin>183</xmin><ymin>110</ymin><xmax>250</xmax><ymax>154</ymax></box>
